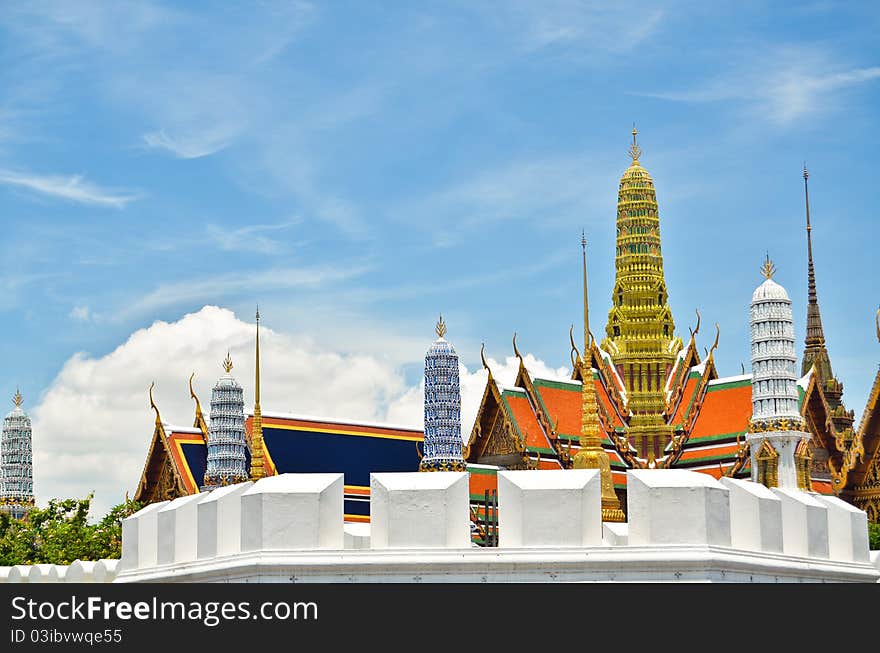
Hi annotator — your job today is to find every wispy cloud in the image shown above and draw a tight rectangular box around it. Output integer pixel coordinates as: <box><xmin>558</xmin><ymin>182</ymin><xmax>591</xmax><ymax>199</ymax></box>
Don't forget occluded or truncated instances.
<box><xmin>205</xmin><ymin>219</ymin><xmax>302</xmax><ymax>254</ymax></box>
<box><xmin>0</xmin><ymin>169</ymin><xmax>139</xmax><ymax>207</ymax></box>
<box><xmin>143</xmin><ymin>127</ymin><xmax>237</xmax><ymax>159</ymax></box>
<box><xmin>636</xmin><ymin>46</ymin><xmax>880</xmax><ymax>125</ymax></box>
<box><xmin>475</xmin><ymin>1</ymin><xmax>667</xmax><ymax>56</ymax></box>
<box><xmin>119</xmin><ymin>264</ymin><xmax>372</xmax><ymax>319</ymax></box>
<box><xmin>396</xmin><ymin>153</ymin><xmax>616</xmax><ymax>246</ymax></box>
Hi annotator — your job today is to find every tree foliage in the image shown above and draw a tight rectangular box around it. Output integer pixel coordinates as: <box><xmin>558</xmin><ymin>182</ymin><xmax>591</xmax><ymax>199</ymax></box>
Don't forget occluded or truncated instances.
<box><xmin>870</xmin><ymin>522</ymin><xmax>880</xmax><ymax>551</ymax></box>
<box><xmin>0</xmin><ymin>494</ymin><xmax>142</xmax><ymax>566</ymax></box>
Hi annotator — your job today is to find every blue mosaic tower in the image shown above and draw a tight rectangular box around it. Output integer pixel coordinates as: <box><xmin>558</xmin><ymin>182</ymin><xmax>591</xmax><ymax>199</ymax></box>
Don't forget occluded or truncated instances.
<box><xmin>0</xmin><ymin>389</ymin><xmax>35</xmax><ymax>519</ymax></box>
<box><xmin>420</xmin><ymin>316</ymin><xmax>466</xmax><ymax>472</ymax></box>
<box><xmin>203</xmin><ymin>353</ymin><xmax>249</xmax><ymax>488</ymax></box>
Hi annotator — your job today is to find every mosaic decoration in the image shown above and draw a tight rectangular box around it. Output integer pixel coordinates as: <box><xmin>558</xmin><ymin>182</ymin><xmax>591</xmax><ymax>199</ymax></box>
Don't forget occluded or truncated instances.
<box><xmin>0</xmin><ymin>389</ymin><xmax>35</xmax><ymax>520</ymax></box>
<box><xmin>420</xmin><ymin>316</ymin><xmax>466</xmax><ymax>472</ymax></box>
<box><xmin>203</xmin><ymin>353</ymin><xmax>249</xmax><ymax>488</ymax></box>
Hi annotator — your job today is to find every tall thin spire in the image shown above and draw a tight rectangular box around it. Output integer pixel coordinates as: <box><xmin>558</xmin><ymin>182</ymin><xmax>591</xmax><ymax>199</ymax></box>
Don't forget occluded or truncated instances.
<box><xmin>573</xmin><ymin>234</ymin><xmax>624</xmax><ymax>522</ymax></box>
<box><xmin>582</xmin><ymin>230</ymin><xmax>590</xmax><ymax>350</ymax></box>
<box><xmin>801</xmin><ymin>164</ymin><xmax>832</xmax><ymax>379</ymax></box>
<box><xmin>250</xmin><ymin>306</ymin><xmax>267</xmax><ymax>480</ymax></box>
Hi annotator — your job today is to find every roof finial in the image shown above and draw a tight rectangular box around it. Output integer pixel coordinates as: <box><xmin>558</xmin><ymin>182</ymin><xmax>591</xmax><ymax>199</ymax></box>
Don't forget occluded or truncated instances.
<box><xmin>149</xmin><ymin>381</ymin><xmax>161</xmax><ymax>425</ymax></box>
<box><xmin>435</xmin><ymin>314</ymin><xmax>447</xmax><ymax>339</ymax></box>
<box><xmin>761</xmin><ymin>253</ymin><xmax>776</xmax><ymax>280</ymax></box>
<box><xmin>222</xmin><ymin>352</ymin><xmax>233</xmax><ymax>374</ymax></box>
<box><xmin>512</xmin><ymin>331</ymin><xmax>522</xmax><ymax>361</ymax></box>
<box><xmin>13</xmin><ymin>387</ymin><xmax>22</xmax><ymax>407</ymax></box>
<box><xmin>628</xmin><ymin>123</ymin><xmax>642</xmax><ymax>163</ymax></box>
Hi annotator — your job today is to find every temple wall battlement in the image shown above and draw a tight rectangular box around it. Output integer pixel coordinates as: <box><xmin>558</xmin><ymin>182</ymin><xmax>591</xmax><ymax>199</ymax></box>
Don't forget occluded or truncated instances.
<box><xmin>2</xmin><ymin>470</ymin><xmax>876</xmax><ymax>583</ymax></box>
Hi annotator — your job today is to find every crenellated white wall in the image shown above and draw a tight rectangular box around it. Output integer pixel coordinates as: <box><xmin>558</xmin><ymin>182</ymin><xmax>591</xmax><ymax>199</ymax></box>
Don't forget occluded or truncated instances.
<box><xmin>4</xmin><ymin>470</ymin><xmax>876</xmax><ymax>583</ymax></box>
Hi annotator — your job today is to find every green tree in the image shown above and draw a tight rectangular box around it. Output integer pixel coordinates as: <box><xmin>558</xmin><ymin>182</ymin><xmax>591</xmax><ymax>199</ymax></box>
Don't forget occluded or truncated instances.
<box><xmin>869</xmin><ymin>522</ymin><xmax>880</xmax><ymax>551</ymax></box>
<box><xmin>0</xmin><ymin>494</ymin><xmax>142</xmax><ymax>566</ymax></box>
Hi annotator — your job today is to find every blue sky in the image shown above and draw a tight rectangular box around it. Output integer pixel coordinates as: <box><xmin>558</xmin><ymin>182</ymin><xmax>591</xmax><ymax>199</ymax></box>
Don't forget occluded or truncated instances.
<box><xmin>1</xmin><ymin>2</ymin><xmax>878</xmax><ymax>511</ymax></box>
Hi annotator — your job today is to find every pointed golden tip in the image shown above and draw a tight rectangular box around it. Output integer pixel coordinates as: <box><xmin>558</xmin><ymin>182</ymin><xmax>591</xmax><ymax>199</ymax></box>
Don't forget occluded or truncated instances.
<box><xmin>628</xmin><ymin>124</ymin><xmax>642</xmax><ymax>163</ymax></box>
<box><xmin>256</xmin><ymin>305</ymin><xmax>260</xmax><ymax>322</ymax></box>
<box><xmin>480</xmin><ymin>342</ymin><xmax>489</xmax><ymax>371</ymax></box>
<box><xmin>709</xmin><ymin>323</ymin><xmax>720</xmax><ymax>357</ymax></box>
<box><xmin>222</xmin><ymin>352</ymin><xmax>234</xmax><ymax>373</ymax></box>
<box><xmin>760</xmin><ymin>253</ymin><xmax>776</xmax><ymax>280</ymax></box>
<box><xmin>189</xmin><ymin>372</ymin><xmax>197</xmax><ymax>400</ymax></box>
<box><xmin>512</xmin><ymin>331</ymin><xmax>522</xmax><ymax>360</ymax></box>
<box><xmin>803</xmin><ymin>162</ymin><xmax>809</xmax><ymax>180</ymax></box>
<box><xmin>13</xmin><ymin>387</ymin><xmax>22</xmax><ymax>407</ymax></box>
<box><xmin>435</xmin><ymin>314</ymin><xmax>447</xmax><ymax>339</ymax></box>
<box><xmin>149</xmin><ymin>381</ymin><xmax>160</xmax><ymax>421</ymax></box>
<box><xmin>581</xmin><ymin>229</ymin><xmax>587</xmax><ymax>250</ymax></box>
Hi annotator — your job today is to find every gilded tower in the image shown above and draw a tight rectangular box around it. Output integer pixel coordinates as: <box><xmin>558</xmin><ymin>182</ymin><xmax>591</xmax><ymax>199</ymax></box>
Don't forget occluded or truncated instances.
<box><xmin>603</xmin><ymin>128</ymin><xmax>682</xmax><ymax>460</ymax></box>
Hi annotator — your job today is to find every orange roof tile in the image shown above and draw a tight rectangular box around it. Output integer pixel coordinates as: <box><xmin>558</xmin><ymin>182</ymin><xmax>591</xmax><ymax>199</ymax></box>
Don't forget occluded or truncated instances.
<box><xmin>689</xmin><ymin>380</ymin><xmax>752</xmax><ymax>439</ymax></box>
<box><xmin>503</xmin><ymin>392</ymin><xmax>552</xmax><ymax>450</ymax></box>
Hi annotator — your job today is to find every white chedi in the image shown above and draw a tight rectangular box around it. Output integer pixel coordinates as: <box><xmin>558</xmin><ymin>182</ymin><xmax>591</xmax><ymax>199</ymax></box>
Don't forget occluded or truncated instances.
<box><xmin>747</xmin><ymin>257</ymin><xmax>811</xmax><ymax>490</ymax></box>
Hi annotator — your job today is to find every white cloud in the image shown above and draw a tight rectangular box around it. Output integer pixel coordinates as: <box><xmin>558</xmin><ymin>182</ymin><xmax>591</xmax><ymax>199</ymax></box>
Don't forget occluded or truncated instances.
<box><xmin>30</xmin><ymin>306</ymin><xmax>570</xmax><ymax>518</ymax></box>
<box><xmin>30</xmin><ymin>306</ymin><xmax>408</xmax><ymax>518</ymax></box>
<box><xmin>0</xmin><ymin>169</ymin><xmax>139</xmax><ymax>208</ymax></box>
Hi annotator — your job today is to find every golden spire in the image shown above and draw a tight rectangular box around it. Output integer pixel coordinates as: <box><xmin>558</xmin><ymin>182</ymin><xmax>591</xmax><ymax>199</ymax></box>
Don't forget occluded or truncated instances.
<box><xmin>573</xmin><ymin>233</ymin><xmax>625</xmax><ymax>521</ymax></box>
<box><xmin>222</xmin><ymin>351</ymin><xmax>233</xmax><ymax>374</ymax></box>
<box><xmin>13</xmin><ymin>387</ymin><xmax>22</xmax><ymax>407</ymax></box>
<box><xmin>436</xmin><ymin>314</ymin><xmax>447</xmax><ymax>339</ymax></box>
<box><xmin>250</xmin><ymin>306</ymin><xmax>267</xmax><ymax>480</ymax></box>
<box><xmin>627</xmin><ymin>124</ymin><xmax>642</xmax><ymax>164</ymax></box>
<box><xmin>761</xmin><ymin>253</ymin><xmax>776</xmax><ymax>280</ymax></box>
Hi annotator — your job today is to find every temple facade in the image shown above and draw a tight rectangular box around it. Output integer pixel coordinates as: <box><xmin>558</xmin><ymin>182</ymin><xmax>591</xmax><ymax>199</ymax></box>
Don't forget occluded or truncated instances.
<box><xmin>0</xmin><ymin>390</ymin><xmax>34</xmax><ymax>520</ymax></box>
<box><xmin>463</xmin><ymin>131</ymin><xmax>873</xmax><ymax>525</ymax></box>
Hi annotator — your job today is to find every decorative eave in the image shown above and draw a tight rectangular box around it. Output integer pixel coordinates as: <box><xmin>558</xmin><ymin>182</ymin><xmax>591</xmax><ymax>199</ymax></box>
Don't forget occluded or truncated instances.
<box><xmin>134</xmin><ymin>383</ymin><xmax>194</xmax><ymax>503</ymax></box>
<box><xmin>800</xmin><ymin>367</ymin><xmax>857</xmax><ymax>492</ymax></box>
<box><xmin>658</xmin><ymin>332</ymin><xmax>720</xmax><ymax>469</ymax></box>
<box><xmin>133</xmin><ymin>420</ymin><xmax>189</xmax><ymax>504</ymax></box>
<box><xmin>512</xmin><ymin>334</ymin><xmax>557</xmax><ymax>448</ymax></box>
<box><xmin>841</xmin><ymin>351</ymin><xmax>880</xmax><ymax>495</ymax></box>
<box><xmin>464</xmin><ymin>346</ymin><xmax>529</xmax><ymax>466</ymax></box>
<box><xmin>665</xmin><ymin>310</ymin><xmax>704</xmax><ymax>419</ymax></box>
